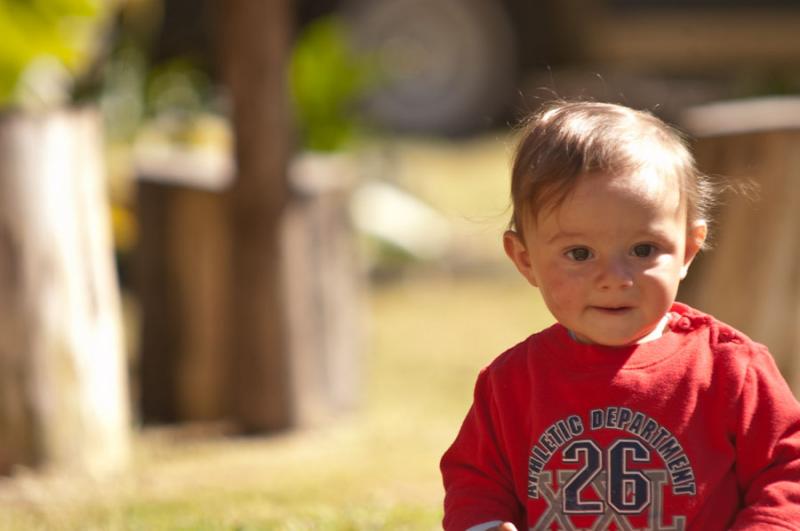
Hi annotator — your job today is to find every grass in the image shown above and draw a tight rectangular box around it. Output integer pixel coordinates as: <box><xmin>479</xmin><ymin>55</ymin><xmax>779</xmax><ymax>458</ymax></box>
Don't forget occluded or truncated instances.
<box><xmin>0</xmin><ymin>134</ymin><xmax>554</xmax><ymax>530</ymax></box>
<box><xmin>0</xmin><ymin>274</ymin><xmax>552</xmax><ymax>531</ymax></box>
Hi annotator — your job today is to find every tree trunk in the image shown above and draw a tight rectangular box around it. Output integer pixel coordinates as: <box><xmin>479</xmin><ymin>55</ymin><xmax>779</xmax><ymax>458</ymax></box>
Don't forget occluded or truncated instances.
<box><xmin>680</xmin><ymin>98</ymin><xmax>800</xmax><ymax>395</ymax></box>
<box><xmin>0</xmin><ymin>108</ymin><xmax>130</xmax><ymax>475</ymax></box>
<box><xmin>219</xmin><ymin>0</ymin><xmax>296</xmax><ymax>431</ymax></box>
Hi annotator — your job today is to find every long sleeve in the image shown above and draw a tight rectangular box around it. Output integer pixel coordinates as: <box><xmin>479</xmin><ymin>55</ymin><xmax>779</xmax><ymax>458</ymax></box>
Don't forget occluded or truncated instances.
<box><xmin>441</xmin><ymin>369</ymin><xmax>524</xmax><ymax>531</ymax></box>
<box><xmin>731</xmin><ymin>345</ymin><xmax>800</xmax><ymax>529</ymax></box>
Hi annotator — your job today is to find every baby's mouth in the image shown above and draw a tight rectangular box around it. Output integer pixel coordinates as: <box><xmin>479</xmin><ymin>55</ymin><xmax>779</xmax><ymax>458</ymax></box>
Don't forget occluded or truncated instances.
<box><xmin>591</xmin><ymin>306</ymin><xmax>633</xmax><ymax>314</ymax></box>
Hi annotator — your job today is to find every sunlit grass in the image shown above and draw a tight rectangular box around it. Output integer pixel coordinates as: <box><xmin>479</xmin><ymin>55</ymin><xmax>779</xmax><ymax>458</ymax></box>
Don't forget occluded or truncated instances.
<box><xmin>0</xmin><ymin>273</ymin><xmax>551</xmax><ymax>530</ymax></box>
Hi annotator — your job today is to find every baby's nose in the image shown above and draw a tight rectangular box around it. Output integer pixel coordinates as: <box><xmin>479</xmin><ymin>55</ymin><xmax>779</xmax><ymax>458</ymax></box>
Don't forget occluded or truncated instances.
<box><xmin>597</xmin><ymin>257</ymin><xmax>634</xmax><ymax>289</ymax></box>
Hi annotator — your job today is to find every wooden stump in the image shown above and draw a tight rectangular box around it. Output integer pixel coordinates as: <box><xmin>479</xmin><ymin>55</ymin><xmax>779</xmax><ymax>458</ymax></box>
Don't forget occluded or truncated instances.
<box><xmin>0</xmin><ymin>108</ymin><xmax>131</xmax><ymax>475</ymax></box>
<box><xmin>136</xmin><ymin>154</ymin><xmax>233</xmax><ymax>424</ymax></box>
<box><xmin>679</xmin><ymin>98</ymin><xmax>800</xmax><ymax>394</ymax></box>
<box><xmin>135</xmin><ymin>151</ymin><xmax>363</xmax><ymax>427</ymax></box>
<box><xmin>283</xmin><ymin>153</ymin><xmax>362</xmax><ymax>424</ymax></box>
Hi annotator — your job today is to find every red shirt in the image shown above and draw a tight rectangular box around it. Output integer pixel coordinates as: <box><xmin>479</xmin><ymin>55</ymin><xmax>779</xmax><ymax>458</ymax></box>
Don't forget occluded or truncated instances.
<box><xmin>441</xmin><ymin>303</ymin><xmax>800</xmax><ymax>530</ymax></box>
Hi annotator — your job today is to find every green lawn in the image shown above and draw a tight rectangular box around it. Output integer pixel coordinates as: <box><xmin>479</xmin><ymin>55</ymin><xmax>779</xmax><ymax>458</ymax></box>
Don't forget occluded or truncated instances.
<box><xmin>0</xmin><ymin>273</ymin><xmax>551</xmax><ymax>531</ymax></box>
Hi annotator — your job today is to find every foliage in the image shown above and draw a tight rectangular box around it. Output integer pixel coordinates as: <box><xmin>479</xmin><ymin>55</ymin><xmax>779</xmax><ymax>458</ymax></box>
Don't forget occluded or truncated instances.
<box><xmin>290</xmin><ymin>16</ymin><xmax>371</xmax><ymax>152</ymax></box>
<box><xmin>146</xmin><ymin>58</ymin><xmax>213</xmax><ymax>120</ymax></box>
<box><xmin>0</xmin><ymin>0</ymin><xmax>108</xmax><ymax>109</ymax></box>
<box><xmin>100</xmin><ymin>48</ymin><xmax>216</xmax><ymax>145</ymax></box>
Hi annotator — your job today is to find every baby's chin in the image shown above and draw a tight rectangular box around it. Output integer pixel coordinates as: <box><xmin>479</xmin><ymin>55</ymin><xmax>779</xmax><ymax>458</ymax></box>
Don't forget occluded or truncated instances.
<box><xmin>567</xmin><ymin>311</ymin><xmax>671</xmax><ymax>346</ymax></box>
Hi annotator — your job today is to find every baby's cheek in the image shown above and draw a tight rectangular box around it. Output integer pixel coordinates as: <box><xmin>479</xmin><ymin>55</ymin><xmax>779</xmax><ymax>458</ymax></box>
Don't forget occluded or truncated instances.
<box><xmin>641</xmin><ymin>263</ymin><xmax>683</xmax><ymax>293</ymax></box>
<box><xmin>541</xmin><ymin>272</ymin><xmax>584</xmax><ymax>311</ymax></box>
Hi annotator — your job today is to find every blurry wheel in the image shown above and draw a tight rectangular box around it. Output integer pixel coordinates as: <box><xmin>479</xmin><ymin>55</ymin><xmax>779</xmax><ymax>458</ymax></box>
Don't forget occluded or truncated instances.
<box><xmin>344</xmin><ymin>0</ymin><xmax>517</xmax><ymax>134</ymax></box>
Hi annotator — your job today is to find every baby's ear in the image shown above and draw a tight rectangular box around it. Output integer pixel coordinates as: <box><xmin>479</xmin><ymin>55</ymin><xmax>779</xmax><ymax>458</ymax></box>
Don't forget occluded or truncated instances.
<box><xmin>680</xmin><ymin>220</ymin><xmax>708</xmax><ymax>279</ymax></box>
<box><xmin>503</xmin><ymin>230</ymin><xmax>539</xmax><ymax>287</ymax></box>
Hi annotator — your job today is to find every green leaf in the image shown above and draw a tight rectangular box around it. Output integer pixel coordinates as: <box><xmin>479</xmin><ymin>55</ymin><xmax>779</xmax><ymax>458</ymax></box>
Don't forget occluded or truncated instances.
<box><xmin>0</xmin><ymin>0</ymin><xmax>105</xmax><ymax>108</ymax></box>
<box><xmin>289</xmin><ymin>16</ymin><xmax>371</xmax><ymax>152</ymax></box>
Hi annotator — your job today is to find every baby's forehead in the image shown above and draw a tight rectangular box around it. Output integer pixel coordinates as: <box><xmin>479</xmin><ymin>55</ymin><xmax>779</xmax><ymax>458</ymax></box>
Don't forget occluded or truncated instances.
<box><xmin>531</xmin><ymin>168</ymin><xmax>685</xmax><ymax>226</ymax></box>
<box><xmin>601</xmin><ymin>167</ymin><xmax>682</xmax><ymax>205</ymax></box>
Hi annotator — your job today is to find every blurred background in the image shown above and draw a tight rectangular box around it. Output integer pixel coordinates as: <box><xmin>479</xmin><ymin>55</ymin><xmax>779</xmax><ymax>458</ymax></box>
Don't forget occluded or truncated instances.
<box><xmin>1</xmin><ymin>0</ymin><xmax>799</xmax><ymax>528</ymax></box>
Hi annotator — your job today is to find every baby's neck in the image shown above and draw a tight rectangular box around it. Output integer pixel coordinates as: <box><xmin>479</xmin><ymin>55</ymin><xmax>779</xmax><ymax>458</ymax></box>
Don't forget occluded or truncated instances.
<box><xmin>568</xmin><ymin>313</ymin><xmax>671</xmax><ymax>346</ymax></box>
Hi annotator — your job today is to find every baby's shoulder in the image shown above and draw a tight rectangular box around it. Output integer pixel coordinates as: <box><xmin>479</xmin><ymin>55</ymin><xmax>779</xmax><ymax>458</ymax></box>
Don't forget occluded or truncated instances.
<box><xmin>679</xmin><ymin>304</ymin><xmax>771</xmax><ymax>369</ymax></box>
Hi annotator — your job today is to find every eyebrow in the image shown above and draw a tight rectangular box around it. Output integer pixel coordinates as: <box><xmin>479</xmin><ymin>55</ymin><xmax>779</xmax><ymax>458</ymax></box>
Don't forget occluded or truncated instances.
<box><xmin>545</xmin><ymin>227</ymin><xmax>676</xmax><ymax>245</ymax></box>
<box><xmin>546</xmin><ymin>231</ymin><xmax>584</xmax><ymax>245</ymax></box>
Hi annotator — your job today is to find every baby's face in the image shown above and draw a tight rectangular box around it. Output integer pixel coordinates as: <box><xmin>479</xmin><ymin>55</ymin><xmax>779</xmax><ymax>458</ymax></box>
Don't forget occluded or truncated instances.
<box><xmin>506</xmin><ymin>169</ymin><xmax>706</xmax><ymax>346</ymax></box>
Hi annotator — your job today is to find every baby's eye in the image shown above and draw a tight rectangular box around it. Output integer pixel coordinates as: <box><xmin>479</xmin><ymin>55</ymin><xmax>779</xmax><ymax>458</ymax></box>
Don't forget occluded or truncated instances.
<box><xmin>565</xmin><ymin>247</ymin><xmax>593</xmax><ymax>261</ymax></box>
<box><xmin>632</xmin><ymin>244</ymin><xmax>657</xmax><ymax>258</ymax></box>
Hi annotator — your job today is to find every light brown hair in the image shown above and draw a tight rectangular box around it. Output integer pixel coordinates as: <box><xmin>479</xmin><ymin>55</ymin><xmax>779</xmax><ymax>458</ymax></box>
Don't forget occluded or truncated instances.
<box><xmin>510</xmin><ymin>101</ymin><xmax>714</xmax><ymax>238</ymax></box>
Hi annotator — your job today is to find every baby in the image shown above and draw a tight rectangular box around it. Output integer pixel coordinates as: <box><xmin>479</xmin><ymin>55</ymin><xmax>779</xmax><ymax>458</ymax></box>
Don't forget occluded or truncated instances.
<box><xmin>441</xmin><ymin>101</ymin><xmax>800</xmax><ymax>530</ymax></box>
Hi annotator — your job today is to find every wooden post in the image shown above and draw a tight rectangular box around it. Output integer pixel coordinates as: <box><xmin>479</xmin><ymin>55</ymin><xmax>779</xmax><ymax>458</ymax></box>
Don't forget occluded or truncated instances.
<box><xmin>137</xmin><ymin>170</ymin><xmax>232</xmax><ymax>424</ymax></box>
<box><xmin>679</xmin><ymin>98</ymin><xmax>800</xmax><ymax>394</ymax></box>
<box><xmin>217</xmin><ymin>1</ymin><xmax>363</xmax><ymax>430</ymax></box>
<box><xmin>219</xmin><ymin>0</ymin><xmax>296</xmax><ymax>431</ymax></box>
<box><xmin>0</xmin><ymin>108</ymin><xmax>130</xmax><ymax>475</ymax></box>
<box><xmin>283</xmin><ymin>153</ymin><xmax>362</xmax><ymax>423</ymax></box>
